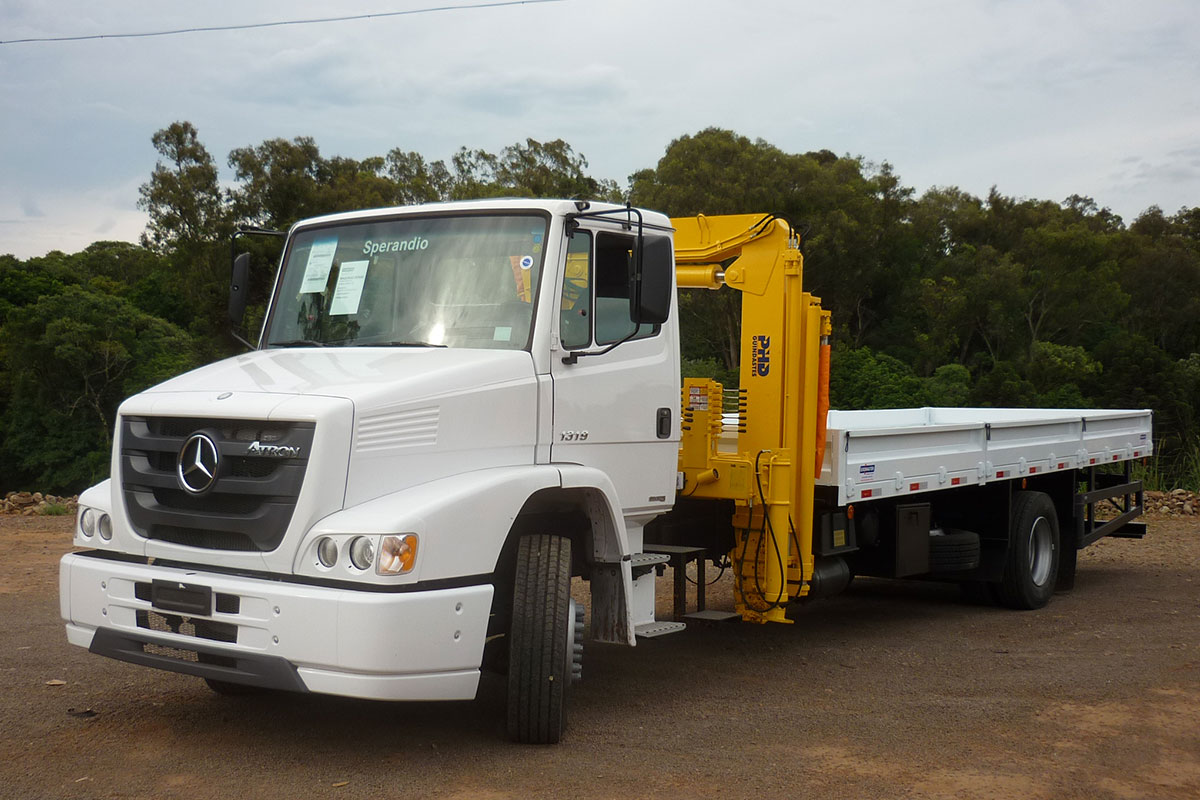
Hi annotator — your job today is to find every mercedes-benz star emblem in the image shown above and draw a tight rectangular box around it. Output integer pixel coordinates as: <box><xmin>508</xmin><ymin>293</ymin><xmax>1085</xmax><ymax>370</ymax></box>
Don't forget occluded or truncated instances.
<box><xmin>177</xmin><ymin>433</ymin><xmax>219</xmax><ymax>494</ymax></box>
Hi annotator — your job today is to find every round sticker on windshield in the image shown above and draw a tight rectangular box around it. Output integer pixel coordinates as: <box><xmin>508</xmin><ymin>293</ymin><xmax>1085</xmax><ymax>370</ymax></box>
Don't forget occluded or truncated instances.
<box><xmin>519</xmin><ymin>255</ymin><xmax>534</xmax><ymax>270</ymax></box>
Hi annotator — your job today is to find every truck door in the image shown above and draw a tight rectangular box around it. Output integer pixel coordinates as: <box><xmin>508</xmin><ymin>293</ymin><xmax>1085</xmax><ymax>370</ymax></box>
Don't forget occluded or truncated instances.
<box><xmin>549</xmin><ymin>227</ymin><xmax>679</xmax><ymax>517</ymax></box>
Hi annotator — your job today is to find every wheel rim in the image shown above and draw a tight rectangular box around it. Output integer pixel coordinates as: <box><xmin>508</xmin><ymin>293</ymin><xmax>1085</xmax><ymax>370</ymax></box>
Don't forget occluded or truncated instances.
<box><xmin>565</xmin><ymin>599</ymin><xmax>584</xmax><ymax>683</ymax></box>
<box><xmin>1028</xmin><ymin>516</ymin><xmax>1055</xmax><ymax>586</ymax></box>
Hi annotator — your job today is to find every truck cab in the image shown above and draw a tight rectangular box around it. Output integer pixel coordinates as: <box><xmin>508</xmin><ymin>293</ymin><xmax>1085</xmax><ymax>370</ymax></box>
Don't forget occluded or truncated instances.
<box><xmin>61</xmin><ymin>199</ymin><xmax>680</xmax><ymax>743</ymax></box>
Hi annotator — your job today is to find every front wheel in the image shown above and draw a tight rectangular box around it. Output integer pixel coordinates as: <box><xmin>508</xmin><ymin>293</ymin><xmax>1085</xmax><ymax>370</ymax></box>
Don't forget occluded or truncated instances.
<box><xmin>997</xmin><ymin>491</ymin><xmax>1060</xmax><ymax>610</ymax></box>
<box><xmin>506</xmin><ymin>534</ymin><xmax>573</xmax><ymax>744</ymax></box>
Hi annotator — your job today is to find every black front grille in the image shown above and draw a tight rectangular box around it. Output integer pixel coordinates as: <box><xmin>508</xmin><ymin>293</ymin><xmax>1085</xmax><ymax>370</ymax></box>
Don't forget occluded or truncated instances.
<box><xmin>121</xmin><ymin>416</ymin><xmax>315</xmax><ymax>552</ymax></box>
<box><xmin>136</xmin><ymin>609</ymin><xmax>239</xmax><ymax>643</ymax></box>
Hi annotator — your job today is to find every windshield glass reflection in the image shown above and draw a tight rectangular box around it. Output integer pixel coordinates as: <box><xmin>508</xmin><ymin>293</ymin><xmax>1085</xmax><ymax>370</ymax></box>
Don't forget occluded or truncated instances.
<box><xmin>264</xmin><ymin>214</ymin><xmax>549</xmax><ymax>350</ymax></box>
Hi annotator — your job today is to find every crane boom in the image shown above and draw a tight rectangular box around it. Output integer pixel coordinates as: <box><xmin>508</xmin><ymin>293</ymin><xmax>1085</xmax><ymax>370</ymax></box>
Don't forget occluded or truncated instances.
<box><xmin>672</xmin><ymin>213</ymin><xmax>832</xmax><ymax>622</ymax></box>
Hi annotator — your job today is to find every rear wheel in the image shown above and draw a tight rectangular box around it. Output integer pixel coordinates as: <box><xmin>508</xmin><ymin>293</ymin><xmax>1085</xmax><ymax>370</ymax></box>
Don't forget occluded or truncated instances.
<box><xmin>506</xmin><ymin>534</ymin><xmax>573</xmax><ymax>744</ymax></box>
<box><xmin>997</xmin><ymin>491</ymin><xmax>1060</xmax><ymax>610</ymax></box>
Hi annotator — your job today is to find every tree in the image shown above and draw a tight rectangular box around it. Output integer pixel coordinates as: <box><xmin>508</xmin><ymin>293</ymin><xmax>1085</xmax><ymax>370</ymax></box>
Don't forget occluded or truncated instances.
<box><xmin>449</xmin><ymin>138</ymin><xmax>620</xmax><ymax>201</ymax></box>
<box><xmin>138</xmin><ymin>122</ymin><xmax>236</xmax><ymax>343</ymax></box>
<box><xmin>1122</xmin><ymin>206</ymin><xmax>1200</xmax><ymax>357</ymax></box>
<box><xmin>228</xmin><ymin>136</ymin><xmax>326</xmax><ymax>229</ymax></box>
<box><xmin>386</xmin><ymin>149</ymin><xmax>453</xmax><ymax>204</ymax></box>
<box><xmin>138</xmin><ymin>121</ymin><xmax>228</xmax><ymax>254</ymax></box>
<box><xmin>830</xmin><ymin>346</ymin><xmax>924</xmax><ymax>409</ymax></box>
<box><xmin>0</xmin><ymin>286</ymin><xmax>199</xmax><ymax>490</ymax></box>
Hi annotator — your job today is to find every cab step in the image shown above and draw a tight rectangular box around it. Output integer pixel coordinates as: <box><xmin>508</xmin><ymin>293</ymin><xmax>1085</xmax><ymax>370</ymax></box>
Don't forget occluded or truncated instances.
<box><xmin>684</xmin><ymin>609</ymin><xmax>741</xmax><ymax>622</ymax></box>
<box><xmin>634</xmin><ymin>620</ymin><xmax>687</xmax><ymax>638</ymax></box>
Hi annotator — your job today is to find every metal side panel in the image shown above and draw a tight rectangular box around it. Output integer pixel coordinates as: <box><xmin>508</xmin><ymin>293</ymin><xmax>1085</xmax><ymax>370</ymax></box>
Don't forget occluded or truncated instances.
<box><xmin>828</xmin><ymin>418</ymin><xmax>987</xmax><ymax>505</ymax></box>
<box><xmin>1079</xmin><ymin>410</ymin><xmax>1155</xmax><ymax>467</ymax></box>
<box><xmin>822</xmin><ymin>407</ymin><xmax>1153</xmax><ymax>506</ymax></box>
<box><xmin>984</xmin><ymin>416</ymin><xmax>1083</xmax><ymax>479</ymax></box>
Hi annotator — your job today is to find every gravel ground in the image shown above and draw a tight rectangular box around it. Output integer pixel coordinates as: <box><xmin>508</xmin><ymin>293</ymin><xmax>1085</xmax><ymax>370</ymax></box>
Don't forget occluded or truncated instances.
<box><xmin>1</xmin><ymin>513</ymin><xmax>1197</xmax><ymax>800</ymax></box>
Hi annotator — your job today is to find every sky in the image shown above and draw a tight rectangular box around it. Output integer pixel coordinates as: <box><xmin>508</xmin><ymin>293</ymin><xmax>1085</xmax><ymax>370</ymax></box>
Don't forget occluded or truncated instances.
<box><xmin>1</xmin><ymin>0</ymin><xmax>1198</xmax><ymax>259</ymax></box>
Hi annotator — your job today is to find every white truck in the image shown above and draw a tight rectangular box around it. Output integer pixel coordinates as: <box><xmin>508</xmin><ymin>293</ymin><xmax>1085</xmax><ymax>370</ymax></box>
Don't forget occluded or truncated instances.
<box><xmin>60</xmin><ymin>200</ymin><xmax>1150</xmax><ymax>743</ymax></box>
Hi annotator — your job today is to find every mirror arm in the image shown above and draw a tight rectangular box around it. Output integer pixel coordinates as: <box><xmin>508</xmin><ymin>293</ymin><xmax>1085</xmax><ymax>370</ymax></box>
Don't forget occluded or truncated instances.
<box><xmin>561</xmin><ymin>325</ymin><xmax>643</xmax><ymax>365</ymax></box>
<box><xmin>229</xmin><ymin>330</ymin><xmax>256</xmax><ymax>352</ymax></box>
<box><xmin>564</xmin><ymin>203</ymin><xmax>642</xmax><ymax>231</ymax></box>
<box><xmin>230</xmin><ymin>225</ymin><xmax>286</xmax><ymax>266</ymax></box>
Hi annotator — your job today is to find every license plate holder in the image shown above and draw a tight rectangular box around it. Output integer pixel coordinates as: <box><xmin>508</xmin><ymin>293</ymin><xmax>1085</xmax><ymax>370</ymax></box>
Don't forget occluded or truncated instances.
<box><xmin>150</xmin><ymin>579</ymin><xmax>213</xmax><ymax>617</ymax></box>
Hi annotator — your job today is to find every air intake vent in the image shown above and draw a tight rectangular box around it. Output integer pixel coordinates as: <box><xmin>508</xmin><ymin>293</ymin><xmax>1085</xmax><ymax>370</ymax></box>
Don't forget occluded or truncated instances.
<box><xmin>355</xmin><ymin>406</ymin><xmax>439</xmax><ymax>453</ymax></box>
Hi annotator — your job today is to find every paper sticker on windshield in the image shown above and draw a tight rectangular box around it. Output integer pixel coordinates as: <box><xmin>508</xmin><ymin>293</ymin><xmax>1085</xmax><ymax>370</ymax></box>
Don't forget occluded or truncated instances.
<box><xmin>300</xmin><ymin>237</ymin><xmax>338</xmax><ymax>293</ymax></box>
<box><xmin>330</xmin><ymin>259</ymin><xmax>369</xmax><ymax>315</ymax></box>
<box><xmin>509</xmin><ymin>256</ymin><xmax>532</xmax><ymax>302</ymax></box>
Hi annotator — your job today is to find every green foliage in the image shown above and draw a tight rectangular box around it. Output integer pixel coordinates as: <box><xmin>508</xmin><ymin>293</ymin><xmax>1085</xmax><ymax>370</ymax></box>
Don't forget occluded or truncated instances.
<box><xmin>139</xmin><ymin>121</ymin><xmax>229</xmax><ymax>254</ymax></box>
<box><xmin>42</xmin><ymin>503</ymin><xmax>70</xmax><ymax>516</ymax></box>
<box><xmin>680</xmin><ymin>357</ymin><xmax>739</xmax><ymax>392</ymax></box>
<box><xmin>830</xmin><ymin>346</ymin><xmax>924</xmax><ymax>409</ymax></box>
<box><xmin>969</xmin><ymin>360</ymin><xmax>1037</xmax><ymax>407</ymax></box>
<box><xmin>450</xmin><ymin>139</ymin><xmax>622</xmax><ymax>201</ymax></box>
<box><xmin>0</xmin><ymin>285</ymin><xmax>199</xmax><ymax>492</ymax></box>
<box><xmin>5</xmin><ymin>122</ymin><xmax>1200</xmax><ymax>490</ymax></box>
<box><xmin>921</xmin><ymin>364</ymin><xmax>972</xmax><ymax>407</ymax></box>
<box><xmin>1027</xmin><ymin>341</ymin><xmax>1101</xmax><ymax>407</ymax></box>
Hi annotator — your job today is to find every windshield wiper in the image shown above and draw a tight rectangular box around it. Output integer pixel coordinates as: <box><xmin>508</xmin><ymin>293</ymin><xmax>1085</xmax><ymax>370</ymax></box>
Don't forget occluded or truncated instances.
<box><xmin>266</xmin><ymin>339</ymin><xmax>326</xmax><ymax>348</ymax></box>
<box><xmin>356</xmin><ymin>340</ymin><xmax>448</xmax><ymax>348</ymax></box>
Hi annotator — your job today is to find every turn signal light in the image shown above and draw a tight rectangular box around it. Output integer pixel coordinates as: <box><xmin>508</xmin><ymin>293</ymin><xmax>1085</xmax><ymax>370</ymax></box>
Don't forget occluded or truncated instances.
<box><xmin>378</xmin><ymin>534</ymin><xmax>418</xmax><ymax>575</ymax></box>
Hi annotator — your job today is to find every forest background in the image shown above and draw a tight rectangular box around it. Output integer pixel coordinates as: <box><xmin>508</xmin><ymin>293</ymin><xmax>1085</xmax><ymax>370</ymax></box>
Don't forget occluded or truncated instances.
<box><xmin>2</xmin><ymin>123</ymin><xmax>1198</xmax><ymax>493</ymax></box>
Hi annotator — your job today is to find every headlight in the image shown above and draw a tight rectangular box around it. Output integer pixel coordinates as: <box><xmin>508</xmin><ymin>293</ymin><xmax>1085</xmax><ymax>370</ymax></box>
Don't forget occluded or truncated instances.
<box><xmin>349</xmin><ymin>536</ymin><xmax>375</xmax><ymax>570</ymax></box>
<box><xmin>98</xmin><ymin>514</ymin><xmax>113</xmax><ymax>541</ymax></box>
<box><xmin>80</xmin><ymin>509</ymin><xmax>97</xmax><ymax>538</ymax></box>
<box><xmin>317</xmin><ymin>537</ymin><xmax>339</xmax><ymax>568</ymax></box>
<box><xmin>378</xmin><ymin>534</ymin><xmax>418</xmax><ymax>575</ymax></box>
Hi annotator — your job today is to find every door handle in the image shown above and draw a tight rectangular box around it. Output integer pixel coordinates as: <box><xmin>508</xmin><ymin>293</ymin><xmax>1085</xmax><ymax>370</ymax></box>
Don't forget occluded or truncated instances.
<box><xmin>656</xmin><ymin>408</ymin><xmax>671</xmax><ymax>439</ymax></box>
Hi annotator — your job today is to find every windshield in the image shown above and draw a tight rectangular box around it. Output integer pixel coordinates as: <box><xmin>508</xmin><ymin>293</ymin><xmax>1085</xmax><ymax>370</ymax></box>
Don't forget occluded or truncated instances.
<box><xmin>263</xmin><ymin>213</ymin><xmax>549</xmax><ymax>350</ymax></box>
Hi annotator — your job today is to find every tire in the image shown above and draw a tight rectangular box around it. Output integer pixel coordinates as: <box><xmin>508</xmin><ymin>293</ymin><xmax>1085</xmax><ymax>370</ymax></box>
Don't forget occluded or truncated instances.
<box><xmin>506</xmin><ymin>534</ymin><xmax>573</xmax><ymax>744</ymax></box>
<box><xmin>997</xmin><ymin>491</ymin><xmax>1060</xmax><ymax>610</ymax></box>
<box><xmin>929</xmin><ymin>530</ymin><xmax>981</xmax><ymax>572</ymax></box>
<box><xmin>203</xmin><ymin>678</ymin><xmax>263</xmax><ymax>696</ymax></box>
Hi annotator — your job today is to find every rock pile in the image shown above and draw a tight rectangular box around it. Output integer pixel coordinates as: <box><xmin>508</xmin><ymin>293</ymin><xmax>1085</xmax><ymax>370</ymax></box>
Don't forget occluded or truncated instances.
<box><xmin>1144</xmin><ymin>489</ymin><xmax>1199</xmax><ymax>517</ymax></box>
<box><xmin>1</xmin><ymin>491</ymin><xmax>79</xmax><ymax>516</ymax></box>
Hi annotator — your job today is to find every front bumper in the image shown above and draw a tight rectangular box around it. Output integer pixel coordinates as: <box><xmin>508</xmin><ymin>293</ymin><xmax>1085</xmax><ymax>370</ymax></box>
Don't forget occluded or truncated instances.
<box><xmin>60</xmin><ymin>552</ymin><xmax>493</xmax><ymax>701</ymax></box>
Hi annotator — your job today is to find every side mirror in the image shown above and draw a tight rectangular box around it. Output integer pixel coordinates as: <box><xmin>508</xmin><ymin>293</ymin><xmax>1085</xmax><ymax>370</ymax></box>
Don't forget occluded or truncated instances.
<box><xmin>229</xmin><ymin>252</ymin><xmax>250</xmax><ymax>325</ymax></box>
<box><xmin>631</xmin><ymin>236</ymin><xmax>672</xmax><ymax>325</ymax></box>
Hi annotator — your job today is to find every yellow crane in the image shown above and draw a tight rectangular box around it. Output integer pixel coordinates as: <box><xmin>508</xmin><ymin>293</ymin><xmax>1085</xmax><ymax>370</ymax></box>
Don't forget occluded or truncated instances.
<box><xmin>672</xmin><ymin>213</ymin><xmax>832</xmax><ymax>623</ymax></box>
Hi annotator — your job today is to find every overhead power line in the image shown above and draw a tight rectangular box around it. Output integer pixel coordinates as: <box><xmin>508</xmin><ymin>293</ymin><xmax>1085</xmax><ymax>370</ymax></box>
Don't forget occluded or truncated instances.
<box><xmin>0</xmin><ymin>0</ymin><xmax>563</xmax><ymax>46</ymax></box>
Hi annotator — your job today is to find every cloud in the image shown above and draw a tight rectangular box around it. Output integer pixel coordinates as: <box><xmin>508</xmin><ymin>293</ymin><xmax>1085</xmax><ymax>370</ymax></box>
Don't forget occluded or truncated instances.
<box><xmin>3</xmin><ymin>0</ymin><xmax>1199</xmax><ymax>257</ymax></box>
<box><xmin>0</xmin><ymin>177</ymin><xmax>147</xmax><ymax>258</ymax></box>
<box><xmin>1112</xmin><ymin>146</ymin><xmax>1200</xmax><ymax>192</ymax></box>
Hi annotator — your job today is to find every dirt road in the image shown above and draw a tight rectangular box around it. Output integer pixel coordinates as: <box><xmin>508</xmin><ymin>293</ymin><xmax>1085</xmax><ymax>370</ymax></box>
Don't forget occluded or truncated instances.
<box><xmin>2</xmin><ymin>514</ymin><xmax>1197</xmax><ymax>799</ymax></box>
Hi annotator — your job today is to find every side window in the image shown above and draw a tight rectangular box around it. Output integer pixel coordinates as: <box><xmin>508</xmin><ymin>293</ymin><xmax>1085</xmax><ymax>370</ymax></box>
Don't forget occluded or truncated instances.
<box><xmin>595</xmin><ymin>231</ymin><xmax>659</xmax><ymax>345</ymax></box>
<box><xmin>559</xmin><ymin>232</ymin><xmax>592</xmax><ymax>348</ymax></box>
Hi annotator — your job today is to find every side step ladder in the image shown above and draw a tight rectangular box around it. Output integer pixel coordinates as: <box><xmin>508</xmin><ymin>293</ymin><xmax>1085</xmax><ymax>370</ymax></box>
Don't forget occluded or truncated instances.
<box><xmin>630</xmin><ymin>552</ymin><xmax>686</xmax><ymax>638</ymax></box>
<box><xmin>632</xmin><ymin>547</ymin><xmax>740</xmax><ymax>639</ymax></box>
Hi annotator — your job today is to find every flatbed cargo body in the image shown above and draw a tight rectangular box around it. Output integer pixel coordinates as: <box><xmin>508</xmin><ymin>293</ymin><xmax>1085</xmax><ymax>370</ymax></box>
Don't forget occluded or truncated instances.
<box><xmin>819</xmin><ymin>407</ymin><xmax>1153</xmax><ymax>505</ymax></box>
